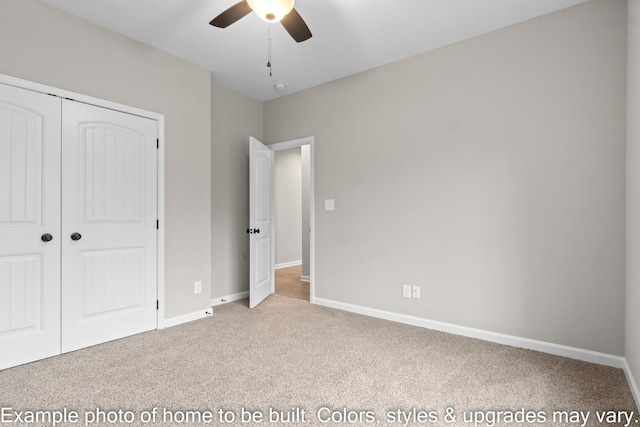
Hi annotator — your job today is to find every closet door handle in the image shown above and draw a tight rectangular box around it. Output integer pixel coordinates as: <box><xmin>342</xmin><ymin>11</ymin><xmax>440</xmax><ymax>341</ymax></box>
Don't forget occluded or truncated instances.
<box><xmin>41</xmin><ymin>233</ymin><xmax>53</xmax><ymax>242</ymax></box>
<box><xmin>70</xmin><ymin>232</ymin><xmax>82</xmax><ymax>241</ymax></box>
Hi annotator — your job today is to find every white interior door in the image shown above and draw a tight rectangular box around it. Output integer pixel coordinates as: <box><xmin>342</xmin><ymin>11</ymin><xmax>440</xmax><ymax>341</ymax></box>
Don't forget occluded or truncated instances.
<box><xmin>0</xmin><ymin>84</ymin><xmax>62</xmax><ymax>370</ymax></box>
<box><xmin>61</xmin><ymin>100</ymin><xmax>158</xmax><ymax>352</ymax></box>
<box><xmin>249</xmin><ymin>137</ymin><xmax>274</xmax><ymax>308</ymax></box>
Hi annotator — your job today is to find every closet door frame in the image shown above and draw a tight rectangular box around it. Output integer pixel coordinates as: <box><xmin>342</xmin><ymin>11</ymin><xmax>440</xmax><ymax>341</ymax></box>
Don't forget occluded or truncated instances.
<box><xmin>0</xmin><ymin>73</ymin><xmax>167</xmax><ymax>329</ymax></box>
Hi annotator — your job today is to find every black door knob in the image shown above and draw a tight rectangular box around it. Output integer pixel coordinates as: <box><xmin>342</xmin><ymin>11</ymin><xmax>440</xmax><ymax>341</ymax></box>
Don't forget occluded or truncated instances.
<box><xmin>41</xmin><ymin>233</ymin><xmax>53</xmax><ymax>242</ymax></box>
<box><xmin>70</xmin><ymin>232</ymin><xmax>82</xmax><ymax>241</ymax></box>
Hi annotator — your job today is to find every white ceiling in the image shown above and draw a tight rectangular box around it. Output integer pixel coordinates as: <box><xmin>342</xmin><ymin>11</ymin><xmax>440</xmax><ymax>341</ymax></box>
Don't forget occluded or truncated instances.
<box><xmin>40</xmin><ymin>0</ymin><xmax>587</xmax><ymax>101</ymax></box>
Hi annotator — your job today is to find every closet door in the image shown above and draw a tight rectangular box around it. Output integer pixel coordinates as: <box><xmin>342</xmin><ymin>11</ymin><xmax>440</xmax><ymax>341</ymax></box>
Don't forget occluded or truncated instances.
<box><xmin>0</xmin><ymin>84</ymin><xmax>61</xmax><ymax>370</ymax></box>
<box><xmin>61</xmin><ymin>100</ymin><xmax>158</xmax><ymax>353</ymax></box>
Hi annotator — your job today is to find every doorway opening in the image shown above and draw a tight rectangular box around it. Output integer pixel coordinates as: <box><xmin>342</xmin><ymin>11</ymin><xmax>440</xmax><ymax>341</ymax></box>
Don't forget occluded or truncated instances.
<box><xmin>270</xmin><ymin>137</ymin><xmax>314</xmax><ymax>303</ymax></box>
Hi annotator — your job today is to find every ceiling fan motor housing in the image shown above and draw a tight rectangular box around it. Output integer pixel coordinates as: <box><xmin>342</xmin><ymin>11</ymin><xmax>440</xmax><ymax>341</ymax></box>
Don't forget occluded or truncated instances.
<box><xmin>247</xmin><ymin>0</ymin><xmax>295</xmax><ymax>22</ymax></box>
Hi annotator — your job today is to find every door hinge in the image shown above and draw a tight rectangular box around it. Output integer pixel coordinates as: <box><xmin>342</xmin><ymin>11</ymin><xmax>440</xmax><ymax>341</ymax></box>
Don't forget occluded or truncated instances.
<box><xmin>157</xmin><ymin>138</ymin><xmax>159</xmax><ymax>149</ymax></box>
<box><xmin>156</xmin><ymin>219</ymin><xmax>159</xmax><ymax>230</ymax></box>
<box><xmin>157</xmin><ymin>300</ymin><xmax>159</xmax><ymax>310</ymax></box>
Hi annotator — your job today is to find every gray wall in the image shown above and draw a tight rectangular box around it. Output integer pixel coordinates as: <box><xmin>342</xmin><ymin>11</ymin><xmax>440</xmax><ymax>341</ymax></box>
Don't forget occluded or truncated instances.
<box><xmin>265</xmin><ymin>0</ymin><xmax>627</xmax><ymax>355</ymax></box>
<box><xmin>0</xmin><ymin>0</ymin><xmax>212</xmax><ymax>318</ymax></box>
<box><xmin>211</xmin><ymin>84</ymin><xmax>263</xmax><ymax>299</ymax></box>
<box><xmin>274</xmin><ymin>148</ymin><xmax>303</xmax><ymax>266</ymax></box>
<box><xmin>627</xmin><ymin>0</ymin><xmax>640</xmax><ymax>404</ymax></box>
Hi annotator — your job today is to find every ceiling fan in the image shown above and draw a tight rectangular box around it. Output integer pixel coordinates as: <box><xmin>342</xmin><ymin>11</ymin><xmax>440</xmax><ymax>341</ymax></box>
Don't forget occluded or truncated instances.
<box><xmin>210</xmin><ymin>0</ymin><xmax>312</xmax><ymax>43</ymax></box>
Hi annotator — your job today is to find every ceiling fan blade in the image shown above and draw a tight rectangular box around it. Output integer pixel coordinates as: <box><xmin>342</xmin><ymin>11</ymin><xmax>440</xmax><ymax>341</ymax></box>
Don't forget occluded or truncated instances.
<box><xmin>210</xmin><ymin>1</ymin><xmax>253</xmax><ymax>28</ymax></box>
<box><xmin>280</xmin><ymin>8</ymin><xmax>312</xmax><ymax>43</ymax></box>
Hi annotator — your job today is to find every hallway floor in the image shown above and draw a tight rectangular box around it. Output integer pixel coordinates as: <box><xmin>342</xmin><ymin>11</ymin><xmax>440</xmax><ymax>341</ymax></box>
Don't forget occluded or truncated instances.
<box><xmin>275</xmin><ymin>265</ymin><xmax>309</xmax><ymax>301</ymax></box>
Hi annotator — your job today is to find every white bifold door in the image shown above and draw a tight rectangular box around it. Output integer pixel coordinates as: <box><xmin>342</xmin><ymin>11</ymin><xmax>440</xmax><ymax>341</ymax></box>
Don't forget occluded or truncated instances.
<box><xmin>0</xmin><ymin>83</ymin><xmax>158</xmax><ymax>370</ymax></box>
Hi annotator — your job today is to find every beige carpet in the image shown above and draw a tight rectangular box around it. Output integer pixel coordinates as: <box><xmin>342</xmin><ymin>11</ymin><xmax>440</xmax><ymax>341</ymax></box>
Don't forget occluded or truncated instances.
<box><xmin>0</xmin><ymin>294</ymin><xmax>637</xmax><ymax>426</ymax></box>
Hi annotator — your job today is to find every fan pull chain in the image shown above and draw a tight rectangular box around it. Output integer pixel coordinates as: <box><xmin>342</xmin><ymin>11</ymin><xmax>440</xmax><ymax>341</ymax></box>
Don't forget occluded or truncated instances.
<box><xmin>267</xmin><ymin>26</ymin><xmax>272</xmax><ymax>77</ymax></box>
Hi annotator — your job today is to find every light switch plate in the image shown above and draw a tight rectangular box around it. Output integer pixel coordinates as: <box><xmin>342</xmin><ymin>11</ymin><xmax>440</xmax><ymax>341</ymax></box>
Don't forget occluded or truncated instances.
<box><xmin>325</xmin><ymin>199</ymin><xmax>335</xmax><ymax>211</ymax></box>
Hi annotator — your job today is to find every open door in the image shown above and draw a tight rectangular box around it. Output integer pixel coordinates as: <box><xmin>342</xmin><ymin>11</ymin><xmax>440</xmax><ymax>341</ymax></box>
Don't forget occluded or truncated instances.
<box><xmin>249</xmin><ymin>137</ymin><xmax>274</xmax><ymax>308</ymax></box>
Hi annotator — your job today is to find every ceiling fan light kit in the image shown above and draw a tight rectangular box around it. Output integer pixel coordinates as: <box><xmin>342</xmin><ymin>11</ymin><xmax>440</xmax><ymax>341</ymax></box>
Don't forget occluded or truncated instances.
<box><xmin>210</xmin><ymin>0</ymin><xmax>312</xmax><ymax>43</ymax></box>
<box><xmin>247</xmin><ymin>0</ymin><xmax>294</xmax><ymax>23</ymax></box>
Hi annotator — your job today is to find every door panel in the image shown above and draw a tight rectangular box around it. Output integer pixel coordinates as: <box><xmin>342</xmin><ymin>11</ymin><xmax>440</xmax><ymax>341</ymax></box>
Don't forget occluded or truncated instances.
<box><xmin>80</xmin><ymin>248</ymin><xmax>144</xmax><ymax>317</ymax></box>
<box><xmin>61</xmin><ymin>100</ymin><xmax>157</xmax><ymax>353</ymax></box>
<box><xmin>249</xmin><ymin>137</ymin><xmax>274</xmax><ymax>308</ymax></box>
<box><xmin>0</xmin><ymin>83</ymin><xmax>61</xmax><ymax>370</ymax></box>
<box><xmin>0</xmin><ymin>255</ymin><xmax>42</xmax><ymax>332</ymax></box>
<box><xmin>82</xmin><ymin>126</ymin><xmax>144</xmax><ymax>222</ymax></box>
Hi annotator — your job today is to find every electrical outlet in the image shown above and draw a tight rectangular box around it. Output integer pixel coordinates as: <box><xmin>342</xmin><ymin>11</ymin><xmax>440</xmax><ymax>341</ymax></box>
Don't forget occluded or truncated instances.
<box><xmin>402</xmin><ymin>284</ymin><xmax>412</xmax><ymax>298</ymax></box>
<box><xmin>194</xmin><ymin>281</ymin><xmax>202</xmax><ymax>294</ymax></box>
<box><xmin>412</xmin><ymin>285</ymin><xmax>421</xmax><ymax>299</ymax></box>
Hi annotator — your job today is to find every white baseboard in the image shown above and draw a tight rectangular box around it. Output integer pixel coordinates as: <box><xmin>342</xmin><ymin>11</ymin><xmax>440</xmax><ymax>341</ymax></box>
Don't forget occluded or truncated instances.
<box><xmin>212</xmin><ymin>291</ymin><xmax>249</xmax><ymax>307</ymax></box>
<box><xmin>162</xmin><ymin>290</ymin><xmax>251</xmax><ymax>328</ymax></box>
<box><xmin>275</xmin><ymin>260</ymin><xmax>302</xmax><ymax>269</ymax></box>
<box><xmin>163</xmin><ymin>308</ymin><xmax>213</xmax><ymax>328</ymax></box>
<box><xmin>300</xmin><ymin>275</ymin><xmax>310</xmax><ymax>283</ymax></box>
<box><xmin>623</xmin><ymin>359</ymin><xmax>640</xmax><ymax>410</ymax></box>
<box><xmin>313</xmin><ymin>297</ymin><xmax>625</xmax><ymax>369</ymax></box>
